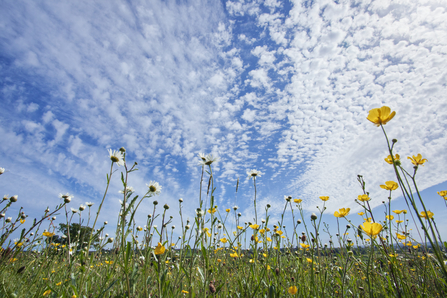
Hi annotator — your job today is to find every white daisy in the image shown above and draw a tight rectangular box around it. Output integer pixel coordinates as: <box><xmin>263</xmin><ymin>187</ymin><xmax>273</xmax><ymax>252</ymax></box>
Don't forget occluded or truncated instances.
<box><xmin>247</xmin><ymin>169</ymin><xmax>263</xmax><ymax>179</ymax></box>
<box><xmin>146</xmin><ymin>181</ymin><xmax>162</xmax><ymax>195</ymax></box>
<box><xmin>119</xmin><ymin>186</ymin><xmax>135</xmax><ymax>194</ymax></box>
<box><xmin>108</xmin><ymin>149</ymin><xmax>124</xmax><ymax>166</ymax></box>
<box><xmin>0</xmin><ymin>167</ymin><xmax>5</xmax><ymax>175</ymax></box>
<box><xmin>70</xmin><ymin>207</ymin><xmax>78</xmax><ymax>214</ymax></box>
<box><xmin>85</xmin><ymin>202</ymin><xmax>94</xmax><ymax>207</ymax></box>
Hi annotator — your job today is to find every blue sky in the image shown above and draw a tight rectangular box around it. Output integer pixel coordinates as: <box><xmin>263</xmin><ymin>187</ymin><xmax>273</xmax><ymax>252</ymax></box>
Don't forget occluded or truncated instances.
<box><xmin>1</xmin><ymin>0</ymin><xmax>447</xmax><ymax>245</ymax></box>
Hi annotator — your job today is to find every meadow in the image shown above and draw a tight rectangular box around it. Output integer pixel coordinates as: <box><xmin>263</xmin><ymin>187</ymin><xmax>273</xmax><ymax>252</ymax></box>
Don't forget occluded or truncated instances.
<box><xmin>1</xmin><ymin>106</ymin><xmax>446</xmax><ymax>297</ymax></box>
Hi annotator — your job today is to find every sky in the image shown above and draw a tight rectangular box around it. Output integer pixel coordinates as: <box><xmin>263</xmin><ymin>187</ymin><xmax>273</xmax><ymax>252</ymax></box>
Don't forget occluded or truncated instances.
<box><xmin>1</xmin><ymin>0</ymin><xmax>447</xmax><ymax>246</ymax></box>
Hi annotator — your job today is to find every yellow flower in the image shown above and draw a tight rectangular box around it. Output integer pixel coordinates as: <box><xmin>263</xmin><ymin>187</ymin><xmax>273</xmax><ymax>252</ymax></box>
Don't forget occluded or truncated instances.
<box><xmin>360</xmin><ymin>221</ymin><xmax>383</xmax><ymax>237</ymax></box>
<box><xmin>386</xmin><ymin>215</ymin><xmax>394</xmax><ymax>220</ymax></box>
<box><xmin>249</xmin><ymin>224</ymin><xmax>259</xmax><ymax>230</ymax></box>
<box><xmin>437</xmin><ymin>191</ymin><xmax>447</xmax><ymax>199</ymax></box>
<box><xmin>225</xmin><ymin>208</ymin><xmax>230</xmax><ymax>212</ymax></box>
<box><xmin>288</xmin><ymin>286</ymin><xmax>298</xmax><ymax>295</ymax></box>
<box><xmin>42</xmin><ymin>231</ymin><xmax>55</xmax><ymax>237</ymax></box>
<box><xmin>396</xmin><ymin>233</ymin><xmax>406</xmax><ymax>240</ymax></box>
<box><xmin>208</xmin><ymin>207</ymin><xmax>217</xmax><ymax>214</ymax></box>
<box><xmin>72</xmin><ymin>295</ymin><xmax>77</xmax><ymax>298</ymax></box>
<box><xmin>364</xmin><ymin>217</ymin><xmax>372</xmax><ymax>223</ymax></box>
<box><xmin>319</xmin><ymin>196</ymin><xmax>329</xmax><ymax>201</ymax></box>
<box><xmin>267</xmin><ymin>265</ymin><xmax>271</xmax><ymax>270</ymax></box>
<box><xmin>43</xmin><ymin>290</ymin><xmax>52</xmax><ymax>296</ymax></box>
<box><xmin>357</xmin><ymin>194</ymin><xmax>370</xmax><ymax>202</ymax></box>
<box><xmin>306</xmin><ymin>258</ymin><xmax>313</xmax><ymax>263</ymax></box>
<box><xmin>237</xmin><ymin>226</ymin><xmax>243</xmax><ymax>230</ymax></box>
<box><xmin>136</xmin><ymin>226</ymin><xmax>143</xmax><ymax>231</ymax></box>
<box><xmin>380</xmin><ymin>181</ymin><xmax>398</xmax><ymax>191</ymax></box>
<box><xmin>181</xmin><ymin>290</ymin><xmax>189</xmax><ymax>294</ymax></box>
<box><xmin>334</xmin><ymin>208</ymin><xmax>350</xmax><ymax>218</ymax></box>
<box><xmin>56</xmin><ymin>282</ymin><xmax>62</xmax><ymax>286</ymax></box>
<box><xmin>294</xmin><ymin>199</ymin><xmax>302</xmax><ymax>203</ymax></box>
<box><xmin>266</xmin><ymin>237</ymin><xmax>272</xmax><ymax>242</ymax></box>
<box><xmin>358</xmin><ymin>212</ymin><xmax>364</xmax><ymax>216</ymax></box>
<box><xmin>408</xmin><ymin>154</ymin><xmax>427</xmax><ymax>166</ymax></box>
<box><xmin>393</xmin><ymin>210</ymin><xmax>403</xmax><ymax>214</ymax></box>
<box><xmin>105</xmin><ymin>260</ymin><xmax>113</xmax><ymax>265</ymax></box>
<box><xmin>20</xmin><ymin>219</ymin><xmax>26</xmax><ymax>224</ymax></box>
<box><xmin>230</xmin><ymin>252</ymin><xmax>238</xmax><ymax>258</ymax></box>
<box><xmin>367</xmin><ymin>106</ymin><xmax>396</xmax><ymax>126</ymax></box>
<box><xmin>259</xmin><ymin>229</ymin><xmax>265</xmax><ymax>234</ymax></box>
<box><xmin>395</xmin><ymin>220</ymin><xmax>403</xmax><ymax>224</ymax></box>
<box><xmin>220</xmin><ymin>238</ymin><xmax>228</xmax><ymax>243</ymax></box>
<box><xmin>420</xmin><ymin>211</ymin><xmax>434</xmax><ymax>219</ymax></box>
<box><xmin>276</xmin><ymin>230</ymin><xmax>283</xmax><ymax>235</ymax></box>
<box><xmin>300</xmin><ymin>243</ymin><xmax>310</xmax><ymax>248</ymax></box>
<box><xmin>154</xmin><ymin>242</ymin><xmax>166</xmax><ymax>255</ymax></box>
<box><xmin>384</xmin><ymin>154</ymin><xmax>400</xmax><ymax>165</ymax></box>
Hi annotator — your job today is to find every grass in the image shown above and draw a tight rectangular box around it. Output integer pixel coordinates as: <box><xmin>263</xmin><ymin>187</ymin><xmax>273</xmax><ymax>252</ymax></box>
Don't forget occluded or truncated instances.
<box><xmin>1</xmin><ymin>106</ymin><xmax>446</xmax><ymax>297</ymax></box>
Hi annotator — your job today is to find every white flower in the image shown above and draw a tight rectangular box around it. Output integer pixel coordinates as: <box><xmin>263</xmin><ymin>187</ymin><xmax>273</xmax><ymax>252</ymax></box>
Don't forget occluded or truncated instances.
<box><xmin>198</xmin><ymin>153</ymin><xmax>219</xmax><ymax>166</ymax></box>
<box><xmin>247</xmin><ymin>169</ymin><xmax>262</xmax><ymax>179</ymax></box>
<box><xmin>139</xmin><ymin>256</ymin><xmax>145</xmax><ymax>261</ymax></box>
<box><xmin>2</xmin><ymin>195</ymin><xmax>8</xmax><ymax>201</ymax></box>
<box><xmin>233</xmin><ymin>205</ymin><xmax>238</xmax><ymax>210</ymax></box>
<box><xmin>108</xmin><ymin>149</ymin><xmax>124</xmax><ymax>166</ymax></box>
<box><xmin>284</xmin><ymin>195</ymin><xmax>292</xmax><ymax>202</ymax></box>
<box><xmin>104</xmin><ymin>221</ymin><xmax>108</xmax><ymax>225</ymax></box>
<box><xmin>85</xmin><ymin>202</ymin><xmax>94</xmax><ymax>207</ymax></box>
<box><xmin>0</xmin><ymin>167</ymin><xmax>5</xmax><ymax>175</ymax></box>
<box><xmin>196</xmin><ymin>209</ymin><xmax>205</xmax><ymax>217</ymax></box>
<box><xmin>70</xmin><ymin>208</ymin><xmax>78</xmax><ymax>214</ymax></box>
<box><xmin>198</xmin><ymin>153</ymin><xmax>207</xmax><ymax>161</ymax></box>
<box><xmin>119</xmin><ymin>186</ymin><xmax>134</xmax><ymax>194</ymax></box>
<box><xmin>146</xmin><ymin>181</ymin><xmax>162</xmax><ymax>195</ymax></box>
<box><xmin>59</xmin><ymin>193</ymin><xmax>73</xmax><ymax>203</ymax></box>
<box><xmin>79</xmin><ymin>205</ymin><xmax>86</xmax><ymax>211</ymax></box>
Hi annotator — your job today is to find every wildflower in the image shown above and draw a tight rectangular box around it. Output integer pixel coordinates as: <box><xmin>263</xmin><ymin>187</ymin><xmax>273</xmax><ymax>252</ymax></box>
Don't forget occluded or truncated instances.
<box><xmin>208</xmin><ymin>207</ymin><xmax>217</xmax><ymax>214</ymax></box>
<box><xmin>396</xmin><ymin>233</ymin><xmax>406</xmax><ymax>240</ymax></box>
<box><xmin>249</xmin><ymin>224</ymin><xmax>259</xmax><ymax>230</ymax></box>
<box><xmin>294</xmin><ymin>199</ymin><xmax>302</xmax><ymax>203</ymax></box>
<box><xmin>334</xmin><ymin>208</ymin><xmax>350</xmax><ymax>218</ymax></box>
<box><xmin>300</xmin><ymin>243</ymin><xmax>310</xmax><ymax>248</ymax></box>
<box><xmin>146</xmin><ymin>181</ymin><xmax>162</xmax><ymax>195</ymax></box>
<box><xmin>181</xmin><ymin>290</ymin><xmax>189</xmax><ymax>294</ymax></box>
<box><xmin>204</xmin><ymin>154</ymin><xmax>219</xmax><ymax>165</ymax></box>
<box><xmin>366</xmin><ymin>106</ymin><xmax>396</xmax><ymax>126</ymax></box>
<box><xmin>10</xmin><ymin>195</ymin><xmax>18</xmax><ymax>202</ymax></box>
<box><xmin>220</xmin><ymin>238</ymin><xmax>228</xmax><ymax>243</ymax></box>
<box><xmin>310</xmin><ymin>213</ymin><xmax>317</xmax><ymax>220</ymax></box>
<box><xmin>380</xmin><ymin>181</ymin><xmax>398</xmax><ymax>191</ymax></box>
<box><xmin>6</xmin><ymin>217</ymin><xmax>12</xmax><ymax>223</ymax></box>
<box><xmin>154</xmin><ymin>242</ymin><xmax>165</xmax><ymax>255</ymax></box>
<box><xmin>360</xmin><ymin>222</ymin><xmax>383</xmax><ymax>237</ymax></box>
<box><xmin>306</xmin><ymin>258</ymin><xmax>313</xmax><ymax>263</ymax></box>
<box><xmin>386</xmin><ymin>215</ymin><xmax>394</xmax><ymax>220</ymax></box>
<box><xmin>59</xmin><ymin>193</ymin><xmax>73</xmax><ymax>203</ymax></box>
<box><xmin>233</xmin><ymin>205</ymin><xmax>238</xmax><ymax>210</ymax></box>
<box><xmin>86</xmin><ymin>202</ymin><xmax>94</xmax><ymax>207</ymax></box>
<box><xmin>104</xmin><ymin>221</ymin><xmax>108</xmax><ymax>225</ymax></box>
<box><xmin>70</xmin><ymin>208</ymin><xmax>78</xmax><ymax>214</ymax></box>
<box><xmin>247</xmin><ymin>169</ymin><xmax>262</xmax><ymax>179</ymax></box>
<box><xmin>237</xmin><ymin>226</ymin><xmax>243</xmax><ymax>230</ymax></box>
<box><xmin>137</xmin><ymin>226</ymin><xmax>143</xmax><ymax>231</ymax></box>
<box><xmin>43</xmin><ymin>290</ymin><xmax>52</xmax><ymax>296</ymax></box>
<box><xmin>408</xmin><ymin>154</ymin><xmax>427</xmax><ymax>166</ymax></box>
<box><xmin>230</xmin><ymin>252</ymin><xmax>238</xmax><ymax>258</ymax></box>
<box><xmin>79</xmin><ymin>204</ymin><xmax>86</xmax><ymax>211</ymax></box>
<box><xmin>385</xmin><ymin>154</ymin><xmax>400</xmax><ymax>165</ymax></box>
<box><xmin>358</xmin><ymin>212</ymin><xmax>364</xmax><ymax>216</ymax></box>
<box><xmin>179</xmin><ymin>198</ymin><xmax>183</xmax><ymax>203</ymax></box>
<box><xmin>43</xmin><ymin>231</ymin><xmax>55</xmax><ymax>237</ymax></box>
<box><xmin>119</xmin><ymin>186</ymin><xmax>135</xmax><ymax>194</ymax></box>
<box><xmin>437</xmin><ymin>191</ymin><xmax>447</xmax><ymax>200</ymax></box>
<box><xmin>107</xmin><ymin>237</ymin><xmax>114</xmax><ymax>243</ymax></box>
<box><xmin>288</xmin><ymin>286</ymin><xmax>298</xmax><ymax>295</ymax></box>
<box><xmin>395</xmin><ymin>220</ymin><xmax>403</xmax><ymax>224</ymax></box>
<box><xmin>420</xmin><ymin>211</ymin><xmax>434</xmax><ymax>219</ymax></box>
<box><xmin>198</xmin><ymin>152</ymin><xmax>207</xmax><ymax>161</ymax></box>
<box><xmin>185</xmin><ymin>225</ymin><xmax>190</xmax><ymax>230</ymax></box>
<box><xmin>357</xmin><ymin>194</ymin><xmax>370</xmax><ymax>202</ymax></box>
<box><xmin>0</xmin><ymin>167</ymin><xmax>4</xmax><ymax>175</ymax></box>
<box><xmin>20</xmin><ymin>219</ymin><xmax>26</xmax><ymax>224</ymax></box>
<box><xmin>266</xmin><ymin>237</ymin><xmax>272</xmax><ymax>242</ymax></box>
<box><xmin>284</xmin><ymin>195</ymin><xmax>292</xmax><ymax>202</ymax></box>
<box><xmin>108</xmin><ymin>149</ymin><xmax>124</xmax><ymax>166</ymax></box>
<box><xmin>164</xmin><ymin>204</ymin><xmax>169</xmax><ymax>209</ymax></box>
<box><xmin>393</xmin><ymin>210</ymin><xmax>404</xmax><ymax>214</ymax></box>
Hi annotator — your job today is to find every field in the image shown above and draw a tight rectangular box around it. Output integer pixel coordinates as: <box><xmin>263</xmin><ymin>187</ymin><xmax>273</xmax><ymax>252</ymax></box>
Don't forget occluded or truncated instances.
<box><xmin>1</xmin><ymin>106</ymin><xmax>446</xmax><ymax>297</ymax></box>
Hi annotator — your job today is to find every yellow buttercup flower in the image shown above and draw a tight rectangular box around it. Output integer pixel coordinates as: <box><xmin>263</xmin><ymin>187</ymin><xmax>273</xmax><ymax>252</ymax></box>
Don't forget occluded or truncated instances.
<box><xmin>319</xmin><ymin>196</ymin><xmax>329</xmax><ymax>201</ymax></box>
<box><xmin>334</xmin><ymin>208</ymin><xmax>350</xmax><ymax>218</ymax></box>
<box><xmin>393</xmin><ymin>210</ymin><xmax>403</xmax><ymax>214</ymax></box>
<box><xmin>288</xmin><ymin>286</ymin><xmax>298</xmax><ymax>295</ymax></box>
<box><xmin>276</xmin><ymin>230</ymin><xmax>283</xmax><ymax>235</ymax></box>
<box><xmin>20</xmin><ymin>219</ymin><xmax>26</xmax><ymax>224</ymax></box>
<box><xmin>225</xmin><ymin>208</ymin><xmax>230</xmax><ymax>212</ymax></box>
<box><xmin>386</xmin><ymin>215</ymin><xmax>394</xmax><ymax>220</ymax></box>
<box><xmin>420</xmin><ymin>211</ymin><xmax>434</xmax><ymax>219</ymax></box>
<box><xmin>384</xmin><ymin>154</ymin><xmax>400</xmax><ymax>165</ymax></box>
<box><xmin>395</xmin><ymin>220</ymin><xmax>403</xmax><ymax>224</ymax></box>
<box><xmin>360</xmin><ymin>221</ymin><xmax>383</xmax><ymax>237</ymax></box>
<box><xmin>437</xmin><ymin>190</ymin><xmax>447</xmax><ymax>198</ymax></box>
<box><xmin>43</xmin><ymin>290</ymin><xmax>52</xmax><ymax>296</ymax></box>
<box><xmin>182</xmin><ymin>290</ymin><xmax>189</xmax><ymax>294</ymax></box>
<box><xmin>230</xmin><ymin>252</ymin><xmax>238</xmax><ymax>258</ymax></box>
<box><xmin>208</xmin><ymin>207</ymin><xmax>217</xmax><ymax>214</ymax></box>
<box><xmin>154</xmin><ymin>242</ymin><xmax>166</xmax><ymax>255</ymax></box>
<box><xmin>220</xmin><ymin>238</ymin><xmax>227</xmax><ymax>243</ymax></box>
<box><xmin>259</xmin><ymin>229</ymin><xmax>265</xmax><ymax>234</ymax></box>
<box><xmin>300</xmin><ymin>243</ymin><xmax>310</xmax><ymax>248</ymax></box>
<box><xmin>396</xmin><ymin>233</ymin><xmax>406</xmax><ymax>240</ymax></box>
<box><xmin>42</xmin><ymin>231</ymin><xmax>55</xmax><ymax>237</ymax></box>
<box><xmin>380</xmin><ymin>181</ymin><xmax>398</xmax><ymax>191</ymax></box>
<box><xmin>367</xmin><ymin>106</ymin><xmax>396</xmax><ymax>126</ymax></box>
<box><xmin>249</xmin><ymin>224</ymin><xmax>260</xmax><ymax>230</ymax></box>
<box><xmin>294</xmin><ymin>199</ymin><xmax>302</xmax><ymax>203</ymax></box>
<box><xmin>266</xmin><ymin>237</ymin><xmax>272</xmax><ymax>242</ymax></box>
<box><xmin>306</xmin><ymin>258</ymin><xmax>313</xmax><ymax>263</ymax></box>
<box><xmin>408</xmin><ymin>154</ymin><xmax>427</xmax><ymax>166</ymax></box>
<box><xmin>237</xmin><ymin>226</ymin><xmax>243</xmax><ymax>230</ymax></box>
<box><xmin>357</xmin><ymin>194</ymin><xmax>370</xmax><ymax>202</ymax></box>
<box><xmin>358</xmin><ymin>212</ymin><xmax>364</xmax><ymax>216</ymax></box>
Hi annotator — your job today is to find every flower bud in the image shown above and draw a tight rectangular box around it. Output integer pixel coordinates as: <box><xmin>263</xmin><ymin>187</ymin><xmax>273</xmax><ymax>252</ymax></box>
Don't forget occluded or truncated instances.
<box><xmin>179</xmin><ymin>198</ymin><xmax>183</xmax><ymax>203</ymax></box>
<box><xmin>52</xmin><ymin>217</ymin><xmax>56</xmax><ymax>220</ymax></box>
<box><xmin>297</xmin><ymin>219</ymin><xmax>301</xmax><ymax>224</ymax></box>
<box><xmin>6</xmin><ymin>217</ymin><xmax>12</xmax><ymax>223</ymax></box>
<box><xmin>119</xmin><ymin>147</ymin><xmax>126</xmax><ymax>152</ymax></box>
<box><xmin>10</xmin><ymin>195</ymin><xmax>18</xmax><ymax>202</ymax></box>
<box><xmin>311</xmin><ymin>213</ymin><xmax>317</xmax><ymax>220</ymax></box>
<box><xmin>107</xmin><ymin>237</ymin><xmax>114</xmax><ymax>243</ymax></box>
<box><xmin>153</xmin><ymin>201</ymin><xmax>158</xmax><ymax>205</ymax></box>
<box><xmin>163</xmin><ymin>204</ymin><xmax>169</xmax><ymax>210</ymax></box>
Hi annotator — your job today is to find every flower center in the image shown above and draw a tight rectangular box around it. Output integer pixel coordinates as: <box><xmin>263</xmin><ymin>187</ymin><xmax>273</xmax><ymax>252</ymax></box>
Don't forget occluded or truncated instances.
<box><xmin>110</xmin><ymin>156</ymin><xmax>119</xmax><ymax>163</ymax></box>
<box><xmin>149</xmin><ymin>185</ymin><xmax>157</xmax><ymax>192</ymax></box>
